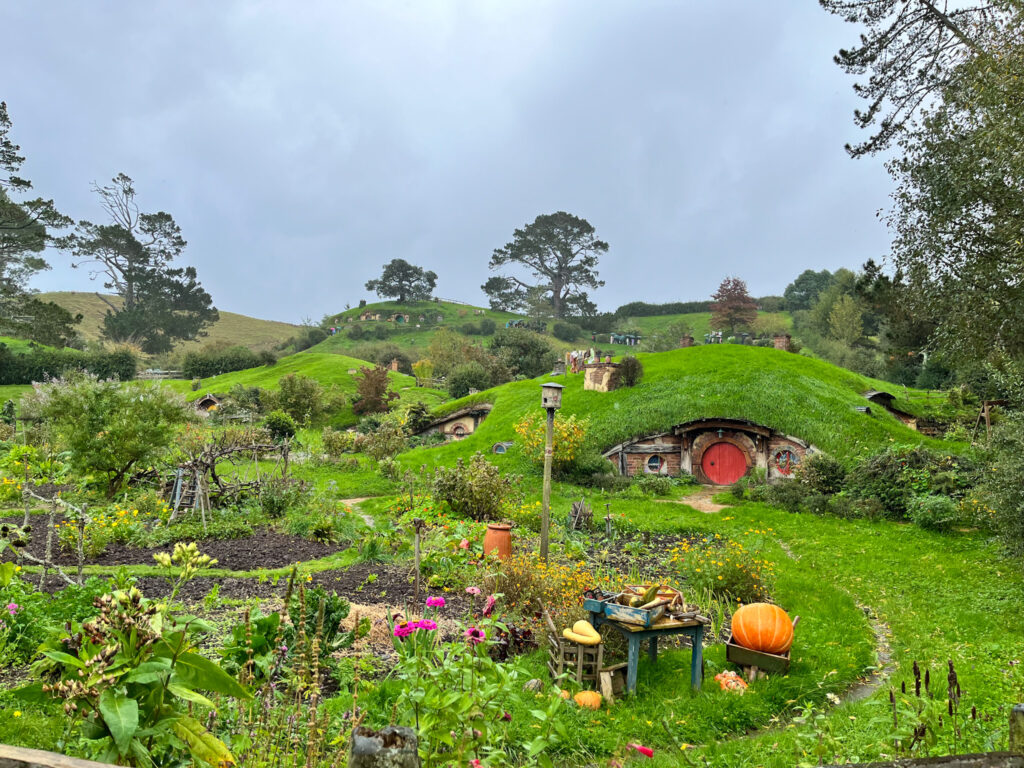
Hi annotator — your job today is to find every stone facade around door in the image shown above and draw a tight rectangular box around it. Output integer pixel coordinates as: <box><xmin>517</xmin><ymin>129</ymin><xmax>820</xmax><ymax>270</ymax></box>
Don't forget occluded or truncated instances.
<box><xmin>603</xmin><ymin>419</ymin><xmax>815</xmax><ymax>483</ymax></box>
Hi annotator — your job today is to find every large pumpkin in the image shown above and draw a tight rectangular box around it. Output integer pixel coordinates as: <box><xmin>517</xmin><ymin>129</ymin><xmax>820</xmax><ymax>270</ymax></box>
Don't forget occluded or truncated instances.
<box><xmin>574</xmin><ymin>691</ymin><xmax>602</xmax><ymax>710</ymax></box>
<box><xmin>732</xmin><ymin>603</ymin><xmax>794</xmax><ymax>654</ymax></box>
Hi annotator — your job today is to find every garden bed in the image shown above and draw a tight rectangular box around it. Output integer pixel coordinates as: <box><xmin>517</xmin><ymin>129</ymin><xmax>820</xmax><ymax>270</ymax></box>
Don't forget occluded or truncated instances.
<box><xmin>2</xmin><ymin>516</ymin><xmax>342</xmax><ymax>570</ymax></box>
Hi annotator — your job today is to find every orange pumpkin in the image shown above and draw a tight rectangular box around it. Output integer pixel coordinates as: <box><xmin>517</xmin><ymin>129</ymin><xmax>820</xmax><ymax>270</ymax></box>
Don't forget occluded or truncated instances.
<box><xmin>574</xmin><ymin>691</ymin><xmax>602</xmax><ymax>709</ymax></box>
<box><xmin>731</xmin><ymin>603</ymin><xmax>794</xmax><ymax>654</ymax></box>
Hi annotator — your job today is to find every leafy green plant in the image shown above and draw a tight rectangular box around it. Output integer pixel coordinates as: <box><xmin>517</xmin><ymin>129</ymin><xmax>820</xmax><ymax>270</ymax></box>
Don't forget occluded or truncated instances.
<box><xmin>25</xmin><ymin>587</ymin><xmax>250</xmax><ymax>767</ymax></box>
<box><xmin>619</xmin><ymin>355</ymin><xmax>644</xmax><ymax>387</ymax></box>
<box><xmin>906</xmin><ymin>494</ymin><xmax>960</xmax><ymax>532</ymax></box>
<box><xmin>432</xmin><ymin>453</ymin><xmax>521</xmax><ymax>522</ymax></box>
<box><xmin>263</xmin><ymin>410</ymin><xmax>296</xmax><ymax>442</ymax></box>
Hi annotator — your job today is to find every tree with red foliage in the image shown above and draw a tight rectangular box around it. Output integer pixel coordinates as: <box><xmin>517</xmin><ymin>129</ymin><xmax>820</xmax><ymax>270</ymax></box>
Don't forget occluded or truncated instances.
<box><xmin>710</xmin><ymin>276</ymin><xmax>757</xmax><ymax>335</ymax></box>
<box><xmin>352</xmin><ymin>364</ymin><xmax>399</xmax><ymax>415</ymax></box>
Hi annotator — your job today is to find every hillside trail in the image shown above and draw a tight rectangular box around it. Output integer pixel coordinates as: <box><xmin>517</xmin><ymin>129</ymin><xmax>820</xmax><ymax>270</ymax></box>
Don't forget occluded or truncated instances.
<box><xmin>339</xmin><ymin>496</ymin><xmax>375</xmax><ymax>526</ymax></box>
<box><xmin>656</xmin><ymin>485</ymin><xmax>730</xmax><ymax>513</ymax></box>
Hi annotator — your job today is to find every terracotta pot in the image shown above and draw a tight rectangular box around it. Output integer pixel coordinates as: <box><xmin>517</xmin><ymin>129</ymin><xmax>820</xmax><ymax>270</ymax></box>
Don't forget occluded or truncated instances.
<box><xmin>483</xmin><ymin>523</ymin><xmax>513</xmax><ymax>560</ymax></box>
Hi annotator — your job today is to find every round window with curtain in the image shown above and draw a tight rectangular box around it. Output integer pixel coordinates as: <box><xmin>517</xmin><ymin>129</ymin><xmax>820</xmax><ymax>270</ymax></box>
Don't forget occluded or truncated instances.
<box><xmin>646</xmin><ymin>455</ymin><xmax>663</xmax><ymax>473</ymax></box>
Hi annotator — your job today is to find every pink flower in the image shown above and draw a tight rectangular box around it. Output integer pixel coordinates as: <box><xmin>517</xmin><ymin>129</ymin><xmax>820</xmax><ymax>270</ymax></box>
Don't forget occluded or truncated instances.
<box><xmin>470</xmin><ymin>760</ymin><xmax>482</xmax><ymax>767</ymax></box>
<box><xmin>482</xmin><ymin>594</ymin><xmax>496</xmax><ymax>617</ymax></box>
<box><xmin>418</xmin><ymin>619</ymin><xmax>438</xmax><ymax>631</ymax></box>
<box><xmin>464</xmin><ymin>626</ymin><xmax>486</xmax><ymax>645</ymax></box>
<box><xmin>6</xmin><ymin>603</ymin><xmax>18</xmax><ymax>617</ymax></box>
<box><xmin>425</xmin><ymin>596</ymin><xmax>445</xmax><ymax>608</ymax></box>
<box><xmin>465</xmin><ymin>586</ymin><xmax>481</xmax><ymax>595</ymax></box>
<box><xmin>459</xmin><ymin>538</ymin><xmax>470</xmax><ymax>550</ymax></box>
<box><xmin>393</xmin><ymin>622</ymin><xmax>416</xmax><ymax>638</ymax></box>
<box><xmin>628</xmin><ymin>743</ymin><xmax>654</xmax><ymax>758</ymax></box>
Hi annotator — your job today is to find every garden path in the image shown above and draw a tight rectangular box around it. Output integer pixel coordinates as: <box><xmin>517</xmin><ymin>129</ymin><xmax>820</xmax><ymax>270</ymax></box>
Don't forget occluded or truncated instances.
<box><xmin>339</xmin><ymin>496</ymin><xmax>375</xmax><ymax>526</ymax></box>
<box><xmin>655</xmin><ymin>486</ymin><xmax>729</xmax><ymax>513</ymax></box>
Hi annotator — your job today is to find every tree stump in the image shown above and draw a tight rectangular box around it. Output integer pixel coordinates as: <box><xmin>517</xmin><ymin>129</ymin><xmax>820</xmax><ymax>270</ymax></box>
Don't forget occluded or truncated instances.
<box><xmin>349</xmin><ymin>726</ymin><xmax>419</xmax><ymax>768</ymax></box>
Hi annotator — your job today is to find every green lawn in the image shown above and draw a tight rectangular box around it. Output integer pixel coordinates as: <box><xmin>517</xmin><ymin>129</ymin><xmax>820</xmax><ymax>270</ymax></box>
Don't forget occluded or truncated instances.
<box><xmin>619</xmin><ymin>311</ymin><xmax>792</xmax><ymax>341</ymax></box>
<box><xmin>406</xmin><ymin>344</ymin><xmax>960</xmax><ymax>471</ymax></box>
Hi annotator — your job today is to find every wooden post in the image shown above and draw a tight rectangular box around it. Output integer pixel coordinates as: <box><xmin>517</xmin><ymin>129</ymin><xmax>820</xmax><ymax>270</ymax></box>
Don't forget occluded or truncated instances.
<box><xmin>604</xmin><ymin>503</ymin><xmax>612</xmax><ymax>537</ymax></box>
<box><xmin>39</xmin><ymin>496</ymin><xmax>56</xmax><ymax>591</ymax></box>
<box><xmin>412</xmin><ymin>519</ymin><xmax>424</xmax><ymax>604</ymax></box>
<box><xmin>76</xmin><ymin>504</ymin><xmax>87</xmax><ymax>586</ymax></box>
<box><xmin>1011</xmin><ymin>703</ymin><xmax>1024</xmax><ymax>754</ymax></box>
<box><xmin>22</xmin><ymin>463</ymin><xmax>30</xmax><ymax>527</ymax></box>
<box><xmin>282</xmin><ymin>440</ymin><xmax>290</xmax><ymax>480</ymax></box>
<box><xmin>349</xmin><ymin>726</ymin><xmax>420</xmax><ymax>768</ymax></box>
<box><xmin>540</xmin><ymin>407</ymin><xmax>554</xmax><ymax>562</ymax></box>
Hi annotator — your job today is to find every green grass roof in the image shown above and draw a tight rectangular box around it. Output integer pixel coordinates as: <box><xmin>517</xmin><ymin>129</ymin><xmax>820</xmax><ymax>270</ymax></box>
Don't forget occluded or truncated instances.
<box><xmin>411</xmin><ymin>344</ymin><xmax>957</xmax><ymax>467</ymax></box>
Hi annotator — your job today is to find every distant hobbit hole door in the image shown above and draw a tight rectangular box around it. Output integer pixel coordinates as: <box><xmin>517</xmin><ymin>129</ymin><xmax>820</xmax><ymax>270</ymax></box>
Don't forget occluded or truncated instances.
<box><xmin>701</xmin><ymin>442</ymin><xmax>747</xmax><ymax>485</ymax></box>
<box><xmin>452</xmin><ymin>424</ymin><xmax>466</xmax><ymax>438</ymax></box>
<box><xmin>646</xmin><ymin>455</ymin><xmax>663</xmax><ymax>473</ymax></box>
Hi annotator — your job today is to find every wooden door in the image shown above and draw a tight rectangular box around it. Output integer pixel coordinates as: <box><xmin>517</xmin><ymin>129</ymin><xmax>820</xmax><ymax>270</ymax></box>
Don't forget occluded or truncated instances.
<box><xmin>701</xmin><ymin>442</ymin><xmax>747</xmax><ymax>485</ymax></box>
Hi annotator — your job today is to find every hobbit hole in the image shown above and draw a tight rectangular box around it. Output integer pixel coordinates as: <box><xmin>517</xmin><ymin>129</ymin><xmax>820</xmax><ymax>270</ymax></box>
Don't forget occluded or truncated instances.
<box><xmin>603</xmin><ymin>418</ymin><xmax>815</xmax><ymax>484</ymax></box>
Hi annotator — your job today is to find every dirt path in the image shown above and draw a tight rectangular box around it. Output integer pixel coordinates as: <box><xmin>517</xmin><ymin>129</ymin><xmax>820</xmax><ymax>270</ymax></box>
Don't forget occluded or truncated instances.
<box><xmin>655</xmin><ymin>486</ymin><xmax>731</xmax><ymax>514</ymax></box>
<box><xmin>339</xmin><ymin>497</ymin><xmax>375</xmax><ymax>526</ymax></box>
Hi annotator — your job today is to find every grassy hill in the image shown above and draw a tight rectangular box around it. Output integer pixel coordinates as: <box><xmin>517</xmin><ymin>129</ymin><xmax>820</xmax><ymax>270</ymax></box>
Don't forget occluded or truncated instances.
<box><xmin>615</xmin><ymin>310</ymin><xmax>792</xmax><ymax>345</ymax></box>
<box><xmin>0</xmin><ymin>336</ymin><xmax>46</xmax><ymax>354</ymax></box>
<box><xmin>39</xmin><ymin>292</ymin><xmax>303</xmax><ymax>352</ymax></box>
<box><xmin>162</xmin><ymin>351</ymin><xmax>449</xmax><ymax>427</ymax></box>
<box><xmin>406</xmin><ymin>344</ymin><xmax>957</xmax><ymax>470</ymax></box>
<box><xmin>313</xmin><ymin>299</ymin><xmax>575</xmax><ymax>360</ymax></box>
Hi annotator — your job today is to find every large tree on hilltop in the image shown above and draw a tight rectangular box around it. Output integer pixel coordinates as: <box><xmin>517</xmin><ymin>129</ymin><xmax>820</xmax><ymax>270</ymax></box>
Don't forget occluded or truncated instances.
<box><xmin>784</xmin><ymin>269</ymin><xmax>835</xmax><ymax>311</ymax></box>
<box><xmin>820</xmin><ymin>0</ymin><xmax>1006</xmax><ymax>156</ymax></box>
<box><xmin>59</xmin><ymin>174</ymin><xmax>218</xmax><ymax>354</ymax></box>
<box><xmin>365</xmin><ymin>258</ymin><xmax>437</xmax><ymax>303</ymax></box>
<box><xmin>710</xmin><ymin>276</ymin><xmax>758</xmax><ymax>334</ymax></box>
<box><xmin>484</xmin><ymin>211</ymin><xmax>606</xmax><ymax>318</ymax></box>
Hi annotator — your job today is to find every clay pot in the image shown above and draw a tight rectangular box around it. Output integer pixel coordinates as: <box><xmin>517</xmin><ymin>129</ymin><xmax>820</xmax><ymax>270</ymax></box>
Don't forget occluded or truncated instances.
<box><xmin>483</xmin><ymin>523</ymin><xmax>513</xmax><ymax>560</ymax></box>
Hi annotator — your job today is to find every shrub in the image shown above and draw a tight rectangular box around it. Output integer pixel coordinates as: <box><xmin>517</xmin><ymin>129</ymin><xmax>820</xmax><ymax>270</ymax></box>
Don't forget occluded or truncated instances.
<box><xmin>762</xmin><ymin>481</ymin><xmax>812</xmax><ymax>514</ymax></box>
<box><xmin>352</xmin><ymin>365</ymin><xmax>399</xmax><ymax>415</ymax></box>
<box><xmin>491</xmin><ymin>553</ymin><xmax>613</xmax><ymax>632</ymax></box>
<box><xmin>22</xmin><ymin>373</ymin><xmax>188</xmax><ymax>496</ymax></box>
<box><xmin>262</xmin><ymin>373</ymin><xmax>345</xmax><ymax>425</ymax></box>
<box><xmin>360</xmin><ymin>422</ymin><xmax>408</xmax><ymax>462</ymax></box>
<box><xmin>729</xmin><ymin>482</ymin><xmax>746</xmax><ymax>500</ymax></box>
<box><xmin>637</xmin><ymin>474</ymin><xmax>673</xmax><ymax>496</ymax></box>
<box><xmin>513</xmin><ymin>412</ymin><xmax>589</xmax><ymax>469</ymax></box>
<box><xmin>432</xmin><ymin>453</ymin><xmax>521</xmax><ymax>521</ymax></box>
<box><xmin>259</xmin><ymin>350</ymin><xmax>277</xmax><ymax>366</ymax></box>
<box><xmin>478</xmin><ymin>318</ymin><xmax>496</xmax><ymax>335</ymax></box>
<box><xmin>552</xmin><ymin>321</ymin><xmax>581</xmax><ymax>342</ymax></box>
<box><xmin>447</xmin><ymin>361</ymin><xmax>491</xmax><ymax>398</ymax></box>
<box><xmin>619</xmin><ymin>355</ymin><xmax>643</xmax><ymax>387</ymax></box>
<box><xmin>490</xmin><ymin>328</ymin><xmax>557</xmax><ymax>378</ymax></box>
<box><xmin>263</xmin><ymin>410</ymin><xmax>296</xmax><ymax>442</ymax></box>
<box><xmin>259</xmin><ymin>478</ymin><xmax>306</xmax><ymax>519</ymax></box>
<box><xmin>667</xmin><ymin>535</ymin><xmax>774</xmax><ymax>603</ymax></box>
<box><xmin>459</xmin><ymin>322</ymin><xmax>480</xmax><ymax>335</ymax></box>
<box><xmin>321</xmin><ymin>427</ymin><xmax>355</xmax><ymax>459</ymax></box>
<box><xmin>797</xmin><ymin>453</ymin><xmax>846</xmax><ymax>495</ymax></box>
<box><xmin>845</xmin><ymin>446</ymin><xmax>958</xmax><ymax>519</ymax></box>
<box><xmin>906</xmin><ymin>494</ymin><xmax>960</xmax><ymax>532</ymax></box>
<box><xmin>827</xmin><ymin>494</ymin><xmax>886</xmax><ymax>520</ymax></box>
<box><xmin>182</xmin><ymin>345</ymin><xmax>261</xmax><ymax>378</ymax></box>
<box><xmin>976</xmin><ymin>412</ymin><xmax>1024</xmax><ymax>553</ymax></box>
<box><xmin>0</xmin><ymin>347</ymin><xmax>136</xmax><ymax>385</ymax></box>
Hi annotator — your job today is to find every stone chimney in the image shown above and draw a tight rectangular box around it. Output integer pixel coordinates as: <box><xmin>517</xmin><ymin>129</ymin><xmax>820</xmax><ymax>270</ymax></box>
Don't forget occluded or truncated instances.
<box><xmin>773</xmin><ymin>334</ymin><xmax>792</xmax><ymax>351</ymax></box>
<box><xmin>390</xmin><ymin>358</ymin><xmax>400</xmax><ymax>372</ymax></box>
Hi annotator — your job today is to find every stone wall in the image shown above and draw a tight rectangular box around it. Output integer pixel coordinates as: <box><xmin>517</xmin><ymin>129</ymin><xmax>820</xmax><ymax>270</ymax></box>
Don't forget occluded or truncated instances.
<box><xmin>583</xmin><ymin>362</ymin><xmax>621</xmax><ymax>393</ymax></box>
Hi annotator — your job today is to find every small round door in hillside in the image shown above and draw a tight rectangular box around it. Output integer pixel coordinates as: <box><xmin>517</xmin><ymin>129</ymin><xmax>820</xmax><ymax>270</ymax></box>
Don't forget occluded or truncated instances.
<box><xmin>701</xmin><ymin>442</ymin><xmax>747</xmax><ymax>485</ymax></box>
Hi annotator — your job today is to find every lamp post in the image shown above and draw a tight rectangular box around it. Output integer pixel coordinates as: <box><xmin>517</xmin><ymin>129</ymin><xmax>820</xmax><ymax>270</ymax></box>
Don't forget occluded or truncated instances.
<box><xmin>540</xmin><ymin>382</ymin><xmax>564</xmax><ymax>561</ymax></box>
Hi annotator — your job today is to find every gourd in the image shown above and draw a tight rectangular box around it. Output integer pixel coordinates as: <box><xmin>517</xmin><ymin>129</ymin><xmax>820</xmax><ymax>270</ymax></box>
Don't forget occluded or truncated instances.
<box><xmin>562</xmin><ymin>627</ymin><xmax>601</xmax><ymax>646</ymax></box>
<box><xmin>574</xmin><ymin>690</ymin><xmax>602</xmax><ymax>709</ymax></box>
<box><xmin>731</xmin><ymin>602</ymin><xmax>794</xmax><ymax>654</ymax></box>
<box><xmin>640</xmin><ymin>584</ymin><xmax>661</xmax><ymax>604</ymax></box>
<box><xmin>572</xmin><ymin>621</ymin><xmax>600</xmax><ymax>640</ymax></box>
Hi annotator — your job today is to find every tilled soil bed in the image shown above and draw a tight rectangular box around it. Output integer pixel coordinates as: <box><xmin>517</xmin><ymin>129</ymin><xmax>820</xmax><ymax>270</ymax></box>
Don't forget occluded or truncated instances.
<box><xmin>2</xmin><ymin>516</ymin><xmax>341</xmax><ymax>571</ymax></box>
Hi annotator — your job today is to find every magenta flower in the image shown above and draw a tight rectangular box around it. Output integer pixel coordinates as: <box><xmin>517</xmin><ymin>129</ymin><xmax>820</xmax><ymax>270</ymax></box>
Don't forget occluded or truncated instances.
<box><xmin>459</xmin><ymin>538</ymin><xmax>470</xmax><ymax>550</ymax></box>
<box><xmin>425</xmin><ymin>596</ymin><xmax>445</xmax><ymax>608</ymax></box>
<box><xmin>393</xmin><ymin>621</ymin><xmax>416</xmax><ymax>638</ymax></box>
<box><xmin>6</xmin><ymin>603</ymin><xmax>18</xmax><ymax>617</ymax></box>
<box><xmin>465</xmin><ymin>586</ymin><xmax>481</xmax><ymax>595</ymax></box>
<box><xmin>417</xmin><ymin>619</ymin><xmax>438</xmax><ymax>631</ymax></box>
<box><xmin>464</xmin><ymin>626</ymin><xmax>486</xmax><ymax>645</ymax></box>
<box><xmin>482</xmin><ymin>594</ymin><xmax>496</xmax><ymax>617</ymax></box>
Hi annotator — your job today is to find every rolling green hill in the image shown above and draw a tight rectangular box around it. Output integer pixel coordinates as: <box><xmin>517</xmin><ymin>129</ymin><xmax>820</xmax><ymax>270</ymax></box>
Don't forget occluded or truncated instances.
<box><xmin>313</xmin><ymin>299</ymin><xmax>575</xmax><ymax>359</ymax></box>
<box><xmin>162</xmin><ymin>351</ymin><xmax>449</xmax><ymax>426</ymax></box>
<box><xmin>406</xmin><ymin>344</ymin><xmax>956</xmax><ymax>469</ymax></box>
<box><xmin>615</xmin><ymin>310</ymin><xmax>792</xmax><ymax>345</ymax></box>
<box><xmin>39</xmin><ymin>291</ymin><xmax>303</xmax><ymax>352</ymax></box>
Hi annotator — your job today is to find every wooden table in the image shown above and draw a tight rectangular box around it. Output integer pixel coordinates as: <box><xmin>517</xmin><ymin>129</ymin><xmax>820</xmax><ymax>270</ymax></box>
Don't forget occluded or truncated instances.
<box><xmin>587</xmin><ymin>613</ymin><xmax>704</xmax><ymax>695</ymax></box>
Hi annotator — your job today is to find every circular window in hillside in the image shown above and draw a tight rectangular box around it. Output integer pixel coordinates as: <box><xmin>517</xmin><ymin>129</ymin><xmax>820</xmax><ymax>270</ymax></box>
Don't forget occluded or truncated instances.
<box><xmin>452</xmin><ymin>425</ymin><xmax>466</xmax><ymax>438</ymax></box>
<box><xmin>646</xmin><ymin>455</ymin><xmax>663</xmax><ymax>473</ymax></box>
<box><xmin>774</xmin><ymin>449</ymin><xmax>800</xmax><ymax>475</ymax></box>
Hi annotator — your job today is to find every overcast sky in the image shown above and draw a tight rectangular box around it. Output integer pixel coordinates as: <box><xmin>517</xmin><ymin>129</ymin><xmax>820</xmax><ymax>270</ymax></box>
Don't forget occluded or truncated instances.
<box><xmin>5</xmin><ymin>1</ymin><xmax>892</xmax><ymax>323</ymax></box>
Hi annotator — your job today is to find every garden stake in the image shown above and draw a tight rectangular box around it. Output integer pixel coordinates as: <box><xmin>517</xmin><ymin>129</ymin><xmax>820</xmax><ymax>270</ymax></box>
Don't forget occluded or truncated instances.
<box><xmin>605</xmin><ymin>503</ymin><xmax>612</xmax><ymax>537</ymax></box>
<box><xmin>22</xmin><ymin>461</ymin><xmax>30</xmax><ymax>526</ymax></box>
<box><xmin>38</xmin><ymin>495</ymin><xmax>56</xmax><ymax>591</ymax></box>
<box><xmin>412</xmin><ymin>518</ymin><xmax>425</xmax><ymax>603</ymax></box>
<box><xmin>76</xmin><ymin>504</ymin><xmax>86</xmax><ymax>586</ymax></box>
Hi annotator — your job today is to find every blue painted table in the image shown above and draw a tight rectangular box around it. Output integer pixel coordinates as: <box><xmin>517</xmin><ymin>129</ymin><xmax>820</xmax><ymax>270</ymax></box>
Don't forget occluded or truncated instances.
<box><xmin>587</xmin><ymin>613</ymin><xmax>705</xmax><ymax>695</ymax></box>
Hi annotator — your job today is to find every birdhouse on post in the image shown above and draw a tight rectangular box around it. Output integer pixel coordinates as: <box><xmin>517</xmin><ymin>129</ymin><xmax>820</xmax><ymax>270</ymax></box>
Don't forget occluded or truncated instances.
<box><xmin>541</xmin><ymin>382</ymin><xmax>564</xmax><ymax>410</ymax></box>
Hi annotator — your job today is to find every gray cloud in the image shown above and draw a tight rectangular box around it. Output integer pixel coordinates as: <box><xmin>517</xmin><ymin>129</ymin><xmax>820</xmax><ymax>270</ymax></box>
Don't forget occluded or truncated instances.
<box><xmin>5</xmin><ymin>1</ymin><xmax>892</xmax><ymax>322</ymax></box>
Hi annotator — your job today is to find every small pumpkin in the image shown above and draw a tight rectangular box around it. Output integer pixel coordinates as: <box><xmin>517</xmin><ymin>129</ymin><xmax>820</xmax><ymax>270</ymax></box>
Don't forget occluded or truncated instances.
<box><xmin>731</xmin><ymin>602</ymin><xmax>794</xmax><ymax>654</ymax></box>
<box><xmin>574</xmin><ymin>690</ymin><xmax>602</xmax><ymax>709</ymax></box>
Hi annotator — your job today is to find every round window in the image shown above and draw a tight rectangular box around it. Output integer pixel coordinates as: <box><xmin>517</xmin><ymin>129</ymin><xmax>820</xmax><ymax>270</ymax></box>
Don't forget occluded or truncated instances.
<box><xmin>774</xmin><ymin>449</ymin><xmax>800</xmax><ymax>475</ymax></box>
<box><xmin>646</xmin><ymin>455</ymin><xmax>663</xmax><ymax>473</ymax></box>
<box><xmin>452</xmin><ymin>425</ymin><xmax>466</xmax><ymax>438</ymax></box>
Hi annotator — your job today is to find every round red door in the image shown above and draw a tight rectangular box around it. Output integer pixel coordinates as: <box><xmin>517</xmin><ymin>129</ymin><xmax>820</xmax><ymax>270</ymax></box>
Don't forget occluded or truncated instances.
<box><xmin>701</xmin><ymin>442</ymin><xmax>747</xmax><ymax>485</ymax></box>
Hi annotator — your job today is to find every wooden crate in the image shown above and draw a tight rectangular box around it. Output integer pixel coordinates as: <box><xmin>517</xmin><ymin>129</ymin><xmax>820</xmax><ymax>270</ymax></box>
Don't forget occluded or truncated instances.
<box><xmin>725</xmin><ymin>635</ymin><xmax>791</xmax><ymax>676</ymax></box>
<box><xmin>547</xmin><ymin>634</ymin><xmax>604</xmax><ymax>688</ymax></box>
